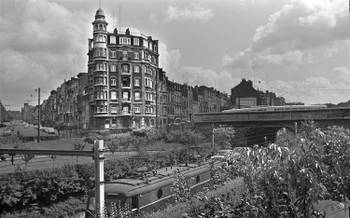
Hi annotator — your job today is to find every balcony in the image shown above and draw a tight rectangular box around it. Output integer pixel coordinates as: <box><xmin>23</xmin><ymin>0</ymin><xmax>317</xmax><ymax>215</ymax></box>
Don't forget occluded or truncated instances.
<box><xmin>122</xmin><ymin>98</ymin><xmax>131</xmax><ymax>103</ymax></box>
<box><xmin>94</xmin><ymin>82</ymin><xmax>107</xmax><ymax>87</ymax></box>
<box><xmin>121</xmin><ymin>111</ymin><xmax>131</xmax><ymax>116</ymax></box>
<box><xmin>121</xmin><ymin>78</ymin><xmax>131</xmax><ymax>89</ymax></box>
<box><xmin>121</xmin><ymin>84</ymin><xmax>131</xmax><ymax>89</ymax></box>
<box><xmin>121</xmin><ymin>70</ymin><xmax>131</xmax><ymax>76</ymax></box>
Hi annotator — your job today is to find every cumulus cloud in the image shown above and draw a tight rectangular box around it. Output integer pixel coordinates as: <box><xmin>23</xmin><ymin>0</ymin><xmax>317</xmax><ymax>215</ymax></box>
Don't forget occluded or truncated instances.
<box><xmin>225</xmin><ymin>0</ymin><xmax>348</xmax><ymax>69</ymax></box>
<box><xmin>164</xmin><ymin>4</ymin><xmax>214</xmax><ymax>22</ymax></box>
<box><xmin>0</xmin><ymin>0</ymin><xmax>89</xmax><ymax>109</ymax></box>
<box><xmin>159</xmin><ymin>43</ymin><xmax>237</xmax><ymax>93</ymax></box>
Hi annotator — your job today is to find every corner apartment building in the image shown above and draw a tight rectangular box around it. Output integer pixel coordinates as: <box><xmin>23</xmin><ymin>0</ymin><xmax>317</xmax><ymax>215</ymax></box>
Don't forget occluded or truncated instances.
<box><xmin>87</xmin><ymin>8</ymin><xmax>159</xmax><ymax>129</ymax></box>
<box><xmin>39</xmin><ymin>8</ymin><xmax>230</xmax><ymax>130</ymax></box>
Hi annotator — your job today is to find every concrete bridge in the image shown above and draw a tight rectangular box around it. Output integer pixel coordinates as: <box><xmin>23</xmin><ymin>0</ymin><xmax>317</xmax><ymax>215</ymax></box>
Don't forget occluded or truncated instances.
<box><xmin>193</xmin><ymin>107</ymin><xmax>350</xmax><ymax>146</ymax></box>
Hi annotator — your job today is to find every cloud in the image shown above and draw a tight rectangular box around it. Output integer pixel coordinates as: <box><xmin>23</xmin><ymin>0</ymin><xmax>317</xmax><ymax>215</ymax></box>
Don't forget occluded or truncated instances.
<box><xmin>164</xmin><ymin>4</ymin><xmax>214</xmax><ymax>22</ymax></box>
<box><xmin>0</xmin><ymin>0</ymin><xmax>89</xmax><ymax>110</ymax></box>
<box><xmin>159</xmin><ymin>43</ymin><xmax>237</xmax><ymax>93</ymax></box>
<box><xmin>224</xmin><ymin>0</ymin><xmax>348</xmax><ymax>69</ymax></box>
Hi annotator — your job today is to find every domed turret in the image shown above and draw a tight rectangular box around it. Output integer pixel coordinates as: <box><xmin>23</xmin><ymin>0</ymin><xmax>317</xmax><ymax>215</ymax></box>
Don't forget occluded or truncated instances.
<box><xmin>95</xmin><ymin>8</ymin><xmax>105</xmax><ymax>19</ymax></box>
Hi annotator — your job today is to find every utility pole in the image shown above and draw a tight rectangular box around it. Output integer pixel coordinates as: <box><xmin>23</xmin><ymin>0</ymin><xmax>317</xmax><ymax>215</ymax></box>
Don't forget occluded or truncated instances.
<box><xmin>211</xmin><ymin>124</ymin><xmax>215</xmax><ymax>156</ymax></box>
<box><xmin>37</xmin><ymin>88</ymin><xmax>40</xmax><ymax>143</ymax></box>
<box><xmin>155</xmin><ymin>70</ymin><xmax>159</xmax><ymax>129</ymax></box>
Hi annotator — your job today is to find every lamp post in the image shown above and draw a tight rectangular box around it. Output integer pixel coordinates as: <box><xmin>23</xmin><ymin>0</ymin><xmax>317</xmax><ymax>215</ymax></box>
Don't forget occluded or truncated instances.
<box><xmin>35</xmin><ymin>88</ymin><xmax>41</xmax><ymax>143</ymax></box>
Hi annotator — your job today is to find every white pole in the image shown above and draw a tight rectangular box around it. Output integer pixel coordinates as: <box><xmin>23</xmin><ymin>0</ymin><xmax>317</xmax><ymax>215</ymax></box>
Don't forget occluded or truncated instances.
<box><xmin>94</xmin><ymin>140</ymin><xmax>105</xmax><ymax>218</ymax></box>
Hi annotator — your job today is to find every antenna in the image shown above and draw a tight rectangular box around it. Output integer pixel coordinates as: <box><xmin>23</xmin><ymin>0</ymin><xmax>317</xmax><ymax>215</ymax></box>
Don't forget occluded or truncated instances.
<box><xmin>119</xmin><ymin>4</ymin><xmax>122</xmax><ymax>29</ymax></box>
<box><xmin>98</xmin><ymin>0</ymin><xmax>101</xmax><ymax>8</ymax></box>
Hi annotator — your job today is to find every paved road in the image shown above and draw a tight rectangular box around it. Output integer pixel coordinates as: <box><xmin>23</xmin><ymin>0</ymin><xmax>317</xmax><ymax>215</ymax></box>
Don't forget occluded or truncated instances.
<box><xmin>0</xmin><ymin>151</ymin><xmax>138</xmax><ymax>175</ymax></box>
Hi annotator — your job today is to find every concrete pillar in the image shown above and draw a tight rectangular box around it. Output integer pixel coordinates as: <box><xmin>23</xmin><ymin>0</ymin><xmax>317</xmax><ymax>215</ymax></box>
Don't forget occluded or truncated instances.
<box><xmin>94</xmin><ymin>140</ymin><xmax>105</xmax><ymax>217</ymax></box>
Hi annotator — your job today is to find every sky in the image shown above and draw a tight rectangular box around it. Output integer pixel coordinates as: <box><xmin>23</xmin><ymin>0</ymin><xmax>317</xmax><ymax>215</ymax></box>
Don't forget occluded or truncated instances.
<box><xmin>0</xmin><ymin>0</ymin><xmax>349</xmax><ymax>110</ymax></box>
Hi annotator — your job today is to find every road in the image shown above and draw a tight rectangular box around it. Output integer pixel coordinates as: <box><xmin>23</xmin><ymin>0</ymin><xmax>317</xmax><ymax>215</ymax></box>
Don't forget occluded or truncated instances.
<box><xmin>0</xmin><ymin>151</ymin><xmax>139</xmax><ymax>175</ymax></box>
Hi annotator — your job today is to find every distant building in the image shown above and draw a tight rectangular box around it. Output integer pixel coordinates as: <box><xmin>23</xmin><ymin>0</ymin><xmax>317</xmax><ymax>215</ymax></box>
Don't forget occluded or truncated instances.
<box><xmin>7</xmin><ymin>110</ymin><xmax>22</xmax><ymax>121</ymax></box>
<box><xmin>230</xmin><ymin>79</ymin><xmax>285</xmax><ymax>108</ymax></box>
<box><xmin>0</xmin><ymin>100</ymin><xmax>8</xmax><ymax>122</ymax></box>
<box><xmin>21</xmin><ymin>103</ymin><xmax>35</xmax><ymax>123</ymax></box>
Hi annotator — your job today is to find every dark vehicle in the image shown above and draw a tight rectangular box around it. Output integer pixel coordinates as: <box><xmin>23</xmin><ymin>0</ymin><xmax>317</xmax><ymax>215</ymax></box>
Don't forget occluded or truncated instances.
<box><xmin>86</xmin><ymin>163</ymin><xmax>216</xmax><ymax>216</ymax></box>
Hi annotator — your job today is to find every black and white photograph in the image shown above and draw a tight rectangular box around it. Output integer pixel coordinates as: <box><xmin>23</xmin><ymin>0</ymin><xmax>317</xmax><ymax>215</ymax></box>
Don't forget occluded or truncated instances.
<box><xmin>0</xmin><ymin>0</ymin><xmax>349</xmax><ymax>217</ymax></box>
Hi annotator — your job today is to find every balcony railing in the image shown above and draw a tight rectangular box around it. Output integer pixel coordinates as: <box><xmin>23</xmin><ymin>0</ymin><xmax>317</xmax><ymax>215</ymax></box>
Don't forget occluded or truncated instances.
<box><xmin>94</xmin><ymin>82</ymin><xmax>107</xmax><ymax>86</ymax></box>
<box><xmin>121</xmin><ymin>71</ymin><xmax>130</xmax><ymax>75</ymax></box>
<box><xmin>121</xmin><ymin>111</ymin><xmax>130</xmax><ymax>115</ymax></box>
<box><xmin>121</xmin><ymin>84</ymin><xmax>131</xmax><ymax>89</ymax></box>
<box><xmin>122</xmin><ymin>98</ymin><xmax>131</xmax><ymax>103</ymax></box>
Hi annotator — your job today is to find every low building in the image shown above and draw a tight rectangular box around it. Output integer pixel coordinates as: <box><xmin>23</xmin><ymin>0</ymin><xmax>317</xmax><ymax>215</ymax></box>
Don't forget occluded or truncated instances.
<box><xmin>230</xmin><ymin>79</ymin><xmax>285</xmax><ymax>108</ymax></box>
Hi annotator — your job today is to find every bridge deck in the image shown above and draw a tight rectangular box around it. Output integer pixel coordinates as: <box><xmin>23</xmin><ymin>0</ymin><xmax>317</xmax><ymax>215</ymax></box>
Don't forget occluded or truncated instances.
<box><xmin>194</xmin><ymin>107</ymin><xmax>350</xmax><ymax>124</ymax></box>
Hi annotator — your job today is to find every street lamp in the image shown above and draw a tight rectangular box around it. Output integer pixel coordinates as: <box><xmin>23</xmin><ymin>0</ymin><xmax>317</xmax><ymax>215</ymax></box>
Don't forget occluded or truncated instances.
<box><xmin>35</xmin><ymin>88</ymin><xmax>41</xmax><ymax>143</ymax></box>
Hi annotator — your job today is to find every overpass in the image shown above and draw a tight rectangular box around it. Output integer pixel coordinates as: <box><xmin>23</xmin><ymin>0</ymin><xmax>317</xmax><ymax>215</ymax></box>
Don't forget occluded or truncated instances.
<box><xmin>193</xmin><ymin>107</ymin><xmax>350</xmax><ymax>146</ymax></box>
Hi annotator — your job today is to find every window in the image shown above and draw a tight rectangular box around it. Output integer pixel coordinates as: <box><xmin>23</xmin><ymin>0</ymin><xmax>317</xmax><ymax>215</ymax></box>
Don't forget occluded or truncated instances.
<box><xmin>110</xmin><ymin>91</ymin><xmax>117</xmax><ymax>100</ymax></box>
<box><xmin>96</xmin><ymin>106</ymin><xmax>107</xmax><ymax>113</ymax></box>
<box><xmin>154</xmin><ymin>45</ymin><xmax>158</xmax><ymax>52</ymax></box>
<box><xmin>94</xmin><ymin>48</ymin><xmax>106</xmax><ymax>57</ymax></box>
<box><xmin>145</xmin><ymin>106</ymin><xmax>153</xmax><ymax>113</ymax></box>
<box><xmin>110</xmin><ymin>51</ymin><xmax>116</xmax><ymax>58</ymax></box>
<box><xmin>196</xmin><ymin>175</ymin><xmax>200</xmax><ymax>183</ymax></box>
<box><xmin>111</xmin><ymin>106</ymin><xmax>118</xmax><ymax>114</ymax></box>
<box><xmin>134</xmin><ymin>52</ymin><xmax>139</xmax><ymax>60</ymax></box>
<box><xmin>110</xmin><ymin>78</ymin><xmax>117</xmax><ymax>86</ymax></box>
<box><xmin>134</xmin><ymin>106</ymin><xmax>141</xmax><ymax>113</ymax></box>
<box><xmin>134</xmin><ymin>78</ymin><xmax>140</xmax><ymax>87</ymax></box>
<box><xmin>131</xmin><ymin>196</ymin><xmax>138</xmax><ymax>209</ymax></box>
<box><xmin>133</xmin><ymin>38</ymin><xmax>139</xmax><ymax>46</ymax></box>
<box><xmin>110</xmin><ymin>36</ymin><xmax>116</xmax><ymax>44</ymax></box>
<box><xmin>119</xmin><ymin>37</ymin><xmax>131</xmax><ymax>45</ymax></box>
<box><xmin>104</xmin><ymin>120</ymin><xmax>110</xmax><ymax>129</ymax></box>
<box><xmin>122</xmin><ymin>64</ymin><xmax>129</xmax><ymax>73</ymax></box>
<box><xmin>111</xmin><ymin>118</ymin><xmax>117</xmax><ymax>126</ymax></box>
<box><xmin>157</xmin><ymin>188</ymin><xmax>163</xmax><ymax>199</ymax></box>
<box><xmin>110</xmin><ymin>64</ymin><xmax>116</xmax><ymax>72</ymax></box>
<box><xmin>122</xmin><ymin>106</ymin><xmax>129</xmax><ymax>113</ymax></box>
<box><xmin>145</xmin><ymin>92</ymin><xmax>153</xmax><ymax>101</ymax></box>
<box><xmin>134</xmin><ymin>65</ymin><xmax>140</xmax><ymax>73</ymax></box>
<box><xmin>143</xmin><ymin>39</ymin><xmax>148</xmax><ymax>48</ymax></box>
<box><xmin>123</xmin><ymin>92</ymin><xmax>129</xmax><ymax>100</ymax></box>
<box><xmin>145</xmin><ymin>78</ymin><xmax>153</xmax><ymax>88</ymax></box>
<box><xmin>134</xmin><ymin>92</ymin><xmax>141</xmax><ymax>101</ymax></box>
<box><xmin>95</xmin><ymin>35</ymin><xmax>106</xmax><ymax>43</ymax></box>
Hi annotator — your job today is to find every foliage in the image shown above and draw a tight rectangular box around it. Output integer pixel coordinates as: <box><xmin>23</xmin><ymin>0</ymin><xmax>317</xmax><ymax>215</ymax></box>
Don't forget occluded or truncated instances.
<box><xmin>149</xmin><ymin>122</ymin><xmax>350</xmax><ymax>218</ymax></box>
<box><xmin>2</xmin><ymin>197</ymin><xmax>86</xmax><ymax>218</ymax></box>
<box><xmin>147</xmin><ymin>178</ymin><xmax>244</xmax><ymax>218</ymax></box>
<box><xmin>213</xmin><ymin>126</ymin><xmax>235</xmax><ymax>149</ymax></box>
<box><xmin>162</xmin><ymin>129</ymin><xmax>206</xmax><ymax>145</ymax></box>
<box><xmin>171</xmin><ymin>169</ymin><xmax>191</xmax><ymax>203</ymax></box>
